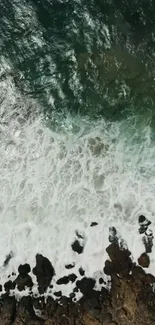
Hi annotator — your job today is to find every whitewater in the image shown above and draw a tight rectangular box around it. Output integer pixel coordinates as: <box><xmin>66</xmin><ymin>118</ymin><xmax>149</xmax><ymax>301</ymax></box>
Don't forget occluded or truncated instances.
<box><xmin>0</xmin><ymin>60</ymin><xmax>155</xmax><ymax>298</ymax></box>
<box><xmin>0</xmin><ymin>0</ymin><xmax>155</xmax><ymax>299</ymax></box>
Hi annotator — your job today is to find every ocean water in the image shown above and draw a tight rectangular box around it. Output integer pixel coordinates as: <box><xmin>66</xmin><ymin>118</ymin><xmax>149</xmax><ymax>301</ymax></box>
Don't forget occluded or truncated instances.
<box><xmin>0</xmin><ymin>0</ymin><xmax>155</xmax><ymax>298</ymax></box>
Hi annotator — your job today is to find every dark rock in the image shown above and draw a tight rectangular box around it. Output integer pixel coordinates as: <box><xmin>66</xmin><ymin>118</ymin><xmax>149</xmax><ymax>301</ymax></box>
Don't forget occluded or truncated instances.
<box><xmin>79</xmin><ymin>267</ymin><xmax>85</xmax><ymax>276</ymax></box>
<box><xmin>44</xmin><ymin>296</ymin><xmax>57</xmax><ymax>317</ymax></box>
<box><xmin>76</xmin><ymin>277</ymin><xmax>96</xmax><ymax>296</ymax></box>
<box><xmin>69</xmin><ymin>292</ymin><xmax>76</xmax><ymax>299</ymax></box>
<box><xmin>106</xmin><ymin>242</ymin><xmax>131</xmax><ymax>261</ymax></box>
<box><xmin>65</xmin><ymin>263</ymin><xmax>75</xmax><ymax>269</ymax></box>
<box><xmin>138</xmin><ymin>253</ymin><xmax>150</xmax><ymax>268</ymax></box>
<box><xmin>33</xmin><ymin>254</ymin><xmax>55</xmax><ymax>294</ymax></box>
<box><xmin>90</xmin><ymin>222</ymin><xmax>98</xmax><ymax>227</ymax></box>
<box><xmin>102</xmin><ymin>312</ymin><xmax>112</xmax><ymax>323</ymax></box>
<box><xmin>142</xmin><ymin>229</ymin><xmax>154</xmax><ymax>253</ymax></box>
<box><xmin>0</xmin><ymin>284</ymin><xmax>2</xmax><ymax>292</ymax></box>
<box><xmin>4</xmin><ymin>280</ymin><xmax>15</xmax><ymax>292</ymax></box>
<box><xmin>138</xmin><ymin>283</ymin><xmax>155</xmax><ymax>312</ymax></box>
<box><xmin>145</xmin><ymin>273</ymin><xmax>155</xmax><ymax>284</ymax></box>
<box><xmin>108</xmin><ymin>226</ymin><xmax>117</xmax><ymax>243</ymax></box>
<box><xmin>14</xmin><ymin>274</ymin><xmax>33</xmax><ymax>291</ymax></box>
<box><xmin>54</xmin><ymin>291</ymin><xmax>62</xmax><ymax>297</ymax></box>
<box><xmin>99</xmin><ymin>277</ymin><xmax>104</xmax><ymax>284</ymax></box>
<box><xmin>104</xmin><ymin>260</ymin><xmax>119</xmax><ymax>276</ymax></box>
<box><xmin>68</xmin><ymin>273</ymin><xmax>77</xmax><ymax>283</ymax></box>
<box><xmin>106</xmin><ymin>242</ymin><xmax>132</xmax><ymax>276</ymax></box>
<box><xmin>3</xmin><ymin>252</ymin><xmax>13</xmax><ymax>267</ymax></box>
<box><xmin>73</xmin><ymin>287</ymin><xmax>79</xmax><ymax>293</ymax></box>
<box><xmin>138</xmin><ymin>215</ymin><xmax>150</xmax><ymax>225</ymax></box>
<box><xmin>57</xmin><ymin>276</ymin><xmax>69</xmax><ymax>285</ymax></box>
<box><xmin>18</xmin><ymin>263</ymin><xmax>31</xmax><ymax>275</ymax></box>
<box><xmin>0</xmin><ymin>295</ymin><xmax>16</xmax><ymax>324</ymax></box>
<box><xmin>15</xmin><ymin>296</ymin><xmax>36</xmax><ymax>322</ymax></box>
<box><xmin>71</xmin><ymin>240</ymin><xmax>84</xmax><ymax>254</ymax></box>
<box><xmin>80</xmin><ymin>290</ymin><xmax>101</xmax><ymax>316</ymax></box>
<box><xmin>132</xmin><ymin>265</ymin><xmax>145</xmax><ymax>282</ymax></box>
<box><xmin>138</xmin><ymin>215</ymin><xmax>151</xmax><ymax>234</ymax></box>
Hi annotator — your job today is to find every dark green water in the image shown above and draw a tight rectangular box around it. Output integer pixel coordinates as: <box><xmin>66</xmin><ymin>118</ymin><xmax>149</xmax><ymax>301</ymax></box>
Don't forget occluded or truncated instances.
<box><xmin>1</xmin><ymin>0</ymin><xmax>155</xmax><ymax>122</ymax></box>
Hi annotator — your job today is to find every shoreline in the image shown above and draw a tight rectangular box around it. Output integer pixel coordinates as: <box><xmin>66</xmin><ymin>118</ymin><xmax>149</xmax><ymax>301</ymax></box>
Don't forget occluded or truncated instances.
<box><xmin>0</xmin><ymin>221</ymin><xmax>155</xmax><ymax>325</ymax></box>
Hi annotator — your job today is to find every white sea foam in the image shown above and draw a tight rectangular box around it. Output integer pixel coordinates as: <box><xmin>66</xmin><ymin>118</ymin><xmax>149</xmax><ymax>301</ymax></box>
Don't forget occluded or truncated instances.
<box><xmin>0</xmin><ymin>58</ymin><xmax>155</xmax><ymax>299</ymax></box>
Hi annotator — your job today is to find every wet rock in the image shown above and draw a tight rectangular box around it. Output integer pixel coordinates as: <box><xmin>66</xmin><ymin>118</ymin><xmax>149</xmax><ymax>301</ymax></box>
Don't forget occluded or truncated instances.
<box><xmin>18</xmin><ymin>263</ymin><xmax>31</xmax><ymax>275</ymax></box>
<box><xmin>69</xmin><ymin>292</ymin><xmax>76</xmax><ymax>299</ymax></box>
<box><xmin>138</xmin><ymin>283</ymin><xmax>155</xmax><ymax>312</ymax></box>
<box><xmin>132</xmin><ymin>265</ymin><xmax>145</xmax><ymax>283</ymax></box>
<box><xmin>4</xmin><ymin>280</ymin><xmax>15</xmax><ymax>292</ymax></box>
<box><xmin>54</xmin><ymin>291</ymin><xmax>62</xmax><ymax>297</ymax></box>
<box><xmin>106</xmin><ymin>242</ymin><xmax>132</xmax><ymax>276</ymax></box>
<box><xmin>57</xmin><ymin>276</ymin><xmax>69</xmax><ymax>285</ymax></box>
<box><xmin>33</xmin><ymin>254</ymin><xmax>55</xmax><ymax>294</ymax></box>
<box><xmin>14</xmin><ymin>274</ymin><xmax>33</xmax><ymax>291</ymax></box>
<box><xmin>3</xmin><ymin>252</ymin><xmax>13</xmax><ymax>267</ymax></box>
<box><xmin>108</xmin><ymin>227</ymin><xmax>117</xmax><ymax>243</ymax></box>
<box><xmin>65</xmin><ymin>263</ymin><xmax>75</xmax><ymax>269</ymax></box>
<box><xmin>14</xmin><ymin>296</ymin><xmax>38</xmax><ymax>325</ymax></box>
<box><xmin>145</xmin><ymin>273</ymin><xmax>155</xmax><ymax>284</ymax></box>
<box><xmin>71</xmin><ymin>240</ymin><xmax>84</xmax><ymax>254</ymax></box>
<box><xmin>142</xmin><ymin>229</ymin><xmax>154</xmax><ymax>253</ymax></box>
<box><xmin>138</xmin><ymin>215</ymin><xmax>151</xmax><ymax>234</ymax></box>
<box><xmin>104</xmin><ymin>260</ymin><xmax>117</xmax><ymax>276</ymax></box>
<box><xmin>76</xmin><ymin>277</ymin><xmax>96</xmax><ymax>297</ymax></box>
<box><xmin>0</xmin><ymin>295</ymin><xmax>16</xmax><ymax>325</ymax></box>
<box><xmin>68</xmin><ymin>273</ymin><xmax>77</xmax><ymax>283</ymax></box>
<box><xmin>79</xmin><ymin>267</ymin><xmax>85</xmax><ymax>276</ymax></box>
<box><xmin>99</xmin><ymin>278</ymin><xmax>104</xmax><ymax>284</ymax></box>
<box><xmin>90</xmin><ymin>222</ymin><xmax>98</xmax><ymax>227</ymax></box>
<box><xmin>138</xmin><ymin>253</ymin><xmax>150</xmax><ymax>268</ymax></box>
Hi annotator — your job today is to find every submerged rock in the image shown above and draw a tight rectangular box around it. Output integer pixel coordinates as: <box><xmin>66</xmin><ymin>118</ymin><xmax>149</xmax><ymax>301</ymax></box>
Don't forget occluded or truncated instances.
<box><xmin>3</xmin><ymin>252</ymin><xmax>13</xmax><ymax>267</ymax></box>
<box><xmin>65</xmin><ymin>263</ymin><xmax>75</xmax><ymax>269</ymax></box>
<box><xmin>90</xmin><ymin>222</ymin><xmax>98</xmax><ymax>227</ymax></box>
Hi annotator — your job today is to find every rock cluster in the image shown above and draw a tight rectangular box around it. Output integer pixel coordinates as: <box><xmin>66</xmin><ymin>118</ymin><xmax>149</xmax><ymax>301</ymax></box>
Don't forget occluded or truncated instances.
<box><xmin>0</xmin><ymin>215</ymin><xmax>154</xmax><ymax>325</ymax></box>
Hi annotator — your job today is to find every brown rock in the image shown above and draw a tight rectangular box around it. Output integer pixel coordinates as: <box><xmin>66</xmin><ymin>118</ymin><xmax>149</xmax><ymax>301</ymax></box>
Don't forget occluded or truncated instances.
<box><xmin>82</xmin><ymin>312</ymin><xmax>100</xmax><ymax>325</ymax></box>
<box><xmin>138</xmin><ymin>253</ymin><xmax>150</xmax><ymax>268</ymax></box>
<box><xmin>145</xmin><ymin>273</ymin><xmax>155</xmax><ymax>284</ymax></box>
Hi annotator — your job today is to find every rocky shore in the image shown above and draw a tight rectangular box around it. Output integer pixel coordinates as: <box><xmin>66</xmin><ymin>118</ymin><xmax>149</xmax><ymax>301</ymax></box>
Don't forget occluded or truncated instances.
<box><xmin>0</xmin><ymin>215</ymin><xmax>155</xmax><ymax>325</ymax></box>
